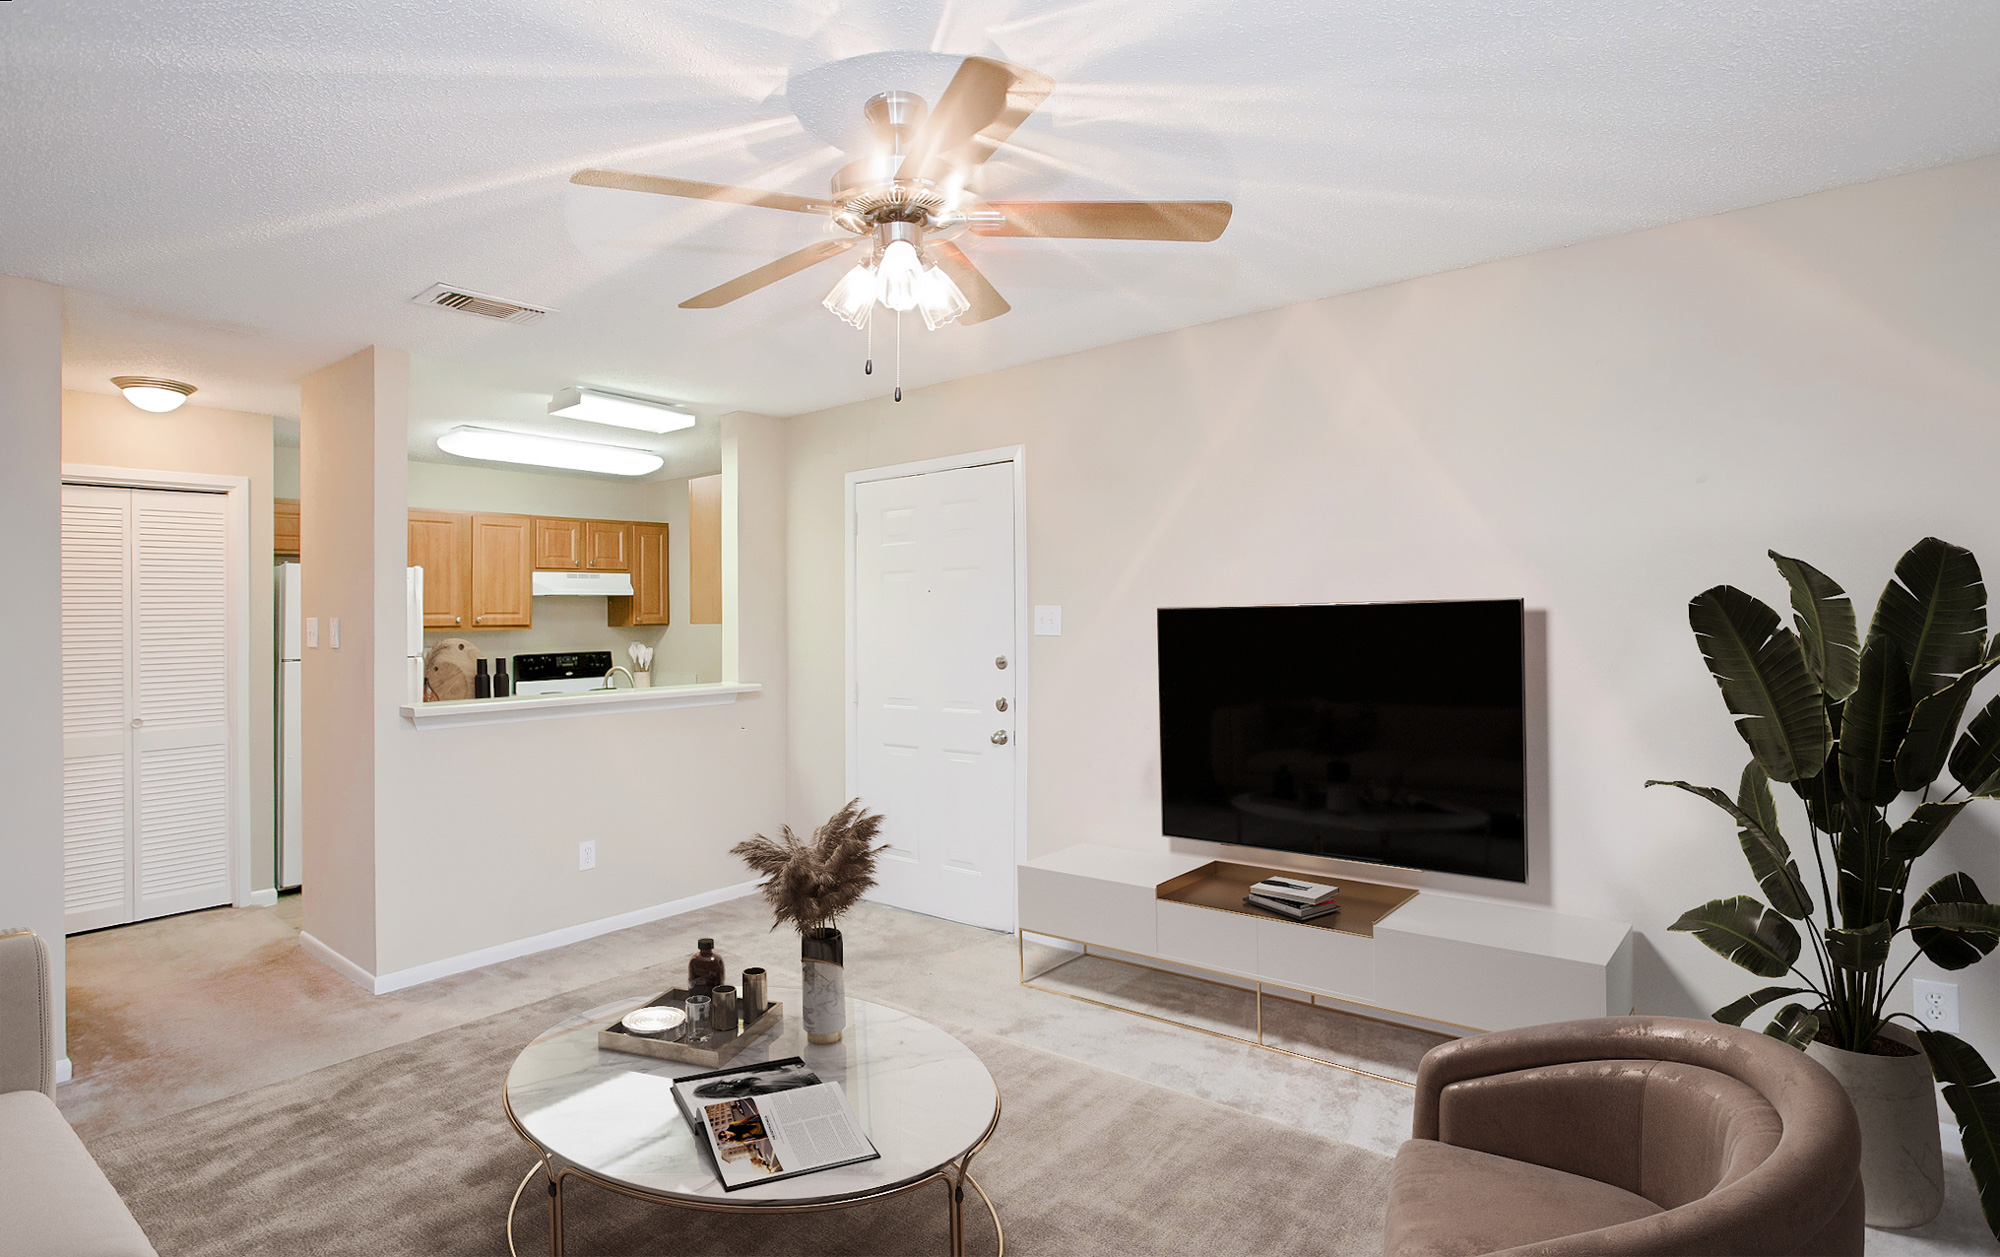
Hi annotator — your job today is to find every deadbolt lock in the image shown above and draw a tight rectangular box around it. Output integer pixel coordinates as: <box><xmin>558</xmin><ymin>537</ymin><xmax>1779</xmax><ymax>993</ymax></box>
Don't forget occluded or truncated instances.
<box><xmin>991</xmin><ymin>730</ymin><xmax>1009</xmax><ymax>745</ymax></box>
<box><xmin>995</xmin><ymin>697</ymin><xmax>1008</xmax><ymax>712</ymax></box>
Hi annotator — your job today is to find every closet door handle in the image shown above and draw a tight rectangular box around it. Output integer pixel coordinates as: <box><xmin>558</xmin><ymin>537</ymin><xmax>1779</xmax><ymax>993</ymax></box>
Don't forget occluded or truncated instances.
<box><xmin>130</xmin><ymin>718</ymin><xmax>144</xmax><ymax>729</ymax></box>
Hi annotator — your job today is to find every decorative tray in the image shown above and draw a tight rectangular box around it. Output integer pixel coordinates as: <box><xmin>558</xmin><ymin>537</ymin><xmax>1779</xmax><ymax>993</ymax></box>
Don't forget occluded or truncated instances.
<box><xmin>598</xmin><ymin>987</ymin><xmax>785</xmax><ymax>1068</ymax></box>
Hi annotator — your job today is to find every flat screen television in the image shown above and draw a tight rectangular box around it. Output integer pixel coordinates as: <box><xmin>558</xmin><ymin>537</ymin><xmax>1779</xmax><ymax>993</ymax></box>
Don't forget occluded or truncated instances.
<box><xmin>1158</xmin><ymin>600</ymin><xmax>1526</xmax><ymax>882</ymax></box>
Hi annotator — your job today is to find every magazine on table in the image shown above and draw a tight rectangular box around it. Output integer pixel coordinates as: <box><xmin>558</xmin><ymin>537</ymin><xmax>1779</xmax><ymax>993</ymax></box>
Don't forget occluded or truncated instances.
<box><xmin>671</xmin><ymin>1057</ymin><xmax>879</xmax><ymax>1191</ymax></box>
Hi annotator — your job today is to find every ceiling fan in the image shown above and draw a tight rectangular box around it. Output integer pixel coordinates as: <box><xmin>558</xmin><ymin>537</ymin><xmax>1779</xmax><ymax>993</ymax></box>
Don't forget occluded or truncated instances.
<box><xmin>571</xmin><ymin>56</ymin><xmax>1232</xmax><ymax>332</ymax></box>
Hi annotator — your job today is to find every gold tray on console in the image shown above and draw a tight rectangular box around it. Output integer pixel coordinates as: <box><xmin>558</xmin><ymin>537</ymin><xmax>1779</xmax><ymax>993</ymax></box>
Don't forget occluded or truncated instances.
<box><xmin>597</xmin><ymin>988</ymin><xmax>785</xmax><ymax>1068</ymax></box>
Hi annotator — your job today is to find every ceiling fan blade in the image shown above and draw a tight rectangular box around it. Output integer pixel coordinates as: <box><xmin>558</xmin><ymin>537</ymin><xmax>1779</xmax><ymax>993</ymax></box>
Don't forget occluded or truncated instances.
<box><xmin>972</xmin><ymin>201</ymin><xmax>1233</xmax><ymax>242</ymax></box>
<box><xmin>927</xmin><ymin>241</ymin><xmax>1011</xmax><ymax>325</ymax></box>
<box><xmin>572</xmin><ymin>169</ymin><xmax>825</xmax><ymax>214</ymax></box>
<box><xmin>679</xmin><ymin>237</ymin><xmax>862</xmax><ymax>309</ymax></box>
<box><xmin>895</xmin><ymin>57</ymin><xmax>1053</xmax><ymax>182</ymax></box>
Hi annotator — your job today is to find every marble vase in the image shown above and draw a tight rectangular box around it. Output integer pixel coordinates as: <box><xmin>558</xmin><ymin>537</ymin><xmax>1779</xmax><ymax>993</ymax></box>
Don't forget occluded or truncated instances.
<box><xmin>802</xmin><ymin>927</ymin><xmax>846</xmax><ymax>1044</ymax></box>
<box><xmin>1806</xmin><ymin>1021</ymin><xmax>1944</xmax><ymax>1228</ymax></box>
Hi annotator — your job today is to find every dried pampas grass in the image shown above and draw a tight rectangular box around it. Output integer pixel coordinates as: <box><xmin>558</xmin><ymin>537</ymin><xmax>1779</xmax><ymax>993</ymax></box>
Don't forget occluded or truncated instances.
<box><xmin>732</xmin><ymin>799</ymin><xmax>886</xmax><ymax>935</ymax></box>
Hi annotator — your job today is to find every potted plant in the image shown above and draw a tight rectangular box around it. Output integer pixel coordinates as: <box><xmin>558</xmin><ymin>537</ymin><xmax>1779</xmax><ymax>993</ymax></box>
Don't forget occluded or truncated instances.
<box><xmin>732</xmin><ymin>800</ymin><xmax>885</xmax><ymax>1045</ymax></box>
<box><xmin>1653</xmin><ymin>538</ymin><xmax>2000</xmax><ymax>1237</ymax></box>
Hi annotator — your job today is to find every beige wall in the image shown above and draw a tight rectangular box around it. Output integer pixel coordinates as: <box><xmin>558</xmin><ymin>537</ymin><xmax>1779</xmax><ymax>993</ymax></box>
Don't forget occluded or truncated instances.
<box><xmin>0</xmin><ymin>276</ymin><xmax>66</xmax><ymax>1068</ymax></box>
<box><xmin>784</xmin><ymin>155</ymin><xmax>2000</xmax><ymax>1049</ymax></box>
<box><xmin>61</xmin><ymin>390</ymin><xmax>280</xmax><ymax>893</ymax></box>
<box><xmin>299</xmin><ymin>347</ymin><xmax>411</xmax><ymax>972</ymax></box>
<box><xmin>369</xmin><ymin>412</ymin><xmax>786</xmax><ymax>976</ymax></box>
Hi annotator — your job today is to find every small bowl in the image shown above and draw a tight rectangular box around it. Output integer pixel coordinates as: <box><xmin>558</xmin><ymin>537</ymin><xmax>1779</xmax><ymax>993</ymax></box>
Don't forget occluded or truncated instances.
<box><xmin>621</xmin><ymin>1006</ymin><xmax>687</xmax><ymax>1039</ymax></box>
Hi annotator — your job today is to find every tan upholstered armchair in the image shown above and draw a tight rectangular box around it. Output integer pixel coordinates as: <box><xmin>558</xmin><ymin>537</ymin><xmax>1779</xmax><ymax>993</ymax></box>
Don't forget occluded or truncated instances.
<box><xmin>1383</xmin><ymin>1016</ymin><xmax>1864</xmax><ymax>1257</ymax></box>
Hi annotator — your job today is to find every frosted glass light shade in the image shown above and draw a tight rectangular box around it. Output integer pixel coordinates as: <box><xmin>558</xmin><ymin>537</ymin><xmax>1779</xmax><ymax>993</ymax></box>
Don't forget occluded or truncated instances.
<box><xmin>914</xmin><ymin>265</ymin><xmax>971</xmax><ymax>331</ymax></box>
<box><xmin>111</xmin><ymin>376</ymin><xmax>195</xmax><ymax>413</ymax></box>
<box><xmin>436</xmin><ymin>427</ymin><xmax>664</xmax><ymax>476</ymax></box>
<box><xmin>822</xmin><ymin>262</ymin><xmax>877</xmax><ymax>329</ymax></box>
<box><xmin>878</xmin><ymin>239</ymin><xmax>922</xmax><ymax>311</ymax></box>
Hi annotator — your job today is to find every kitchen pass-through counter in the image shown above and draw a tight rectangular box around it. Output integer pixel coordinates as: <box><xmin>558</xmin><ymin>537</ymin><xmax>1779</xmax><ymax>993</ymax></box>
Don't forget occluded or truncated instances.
<box><xmin>400</xmin><ymin>682</ymin><xmax>761</xmax><ymax>728</ymax></box>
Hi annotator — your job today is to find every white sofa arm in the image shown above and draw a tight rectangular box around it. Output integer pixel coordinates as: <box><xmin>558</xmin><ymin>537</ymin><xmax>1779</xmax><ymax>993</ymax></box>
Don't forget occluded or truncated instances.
<box><xmin>0</xmin><ymin>929</ymin><xmax>53</xmax><ymax>1097</ymax></box>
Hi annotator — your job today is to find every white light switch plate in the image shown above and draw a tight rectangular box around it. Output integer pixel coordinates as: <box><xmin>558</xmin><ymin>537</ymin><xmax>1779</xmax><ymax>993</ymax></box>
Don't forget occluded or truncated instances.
<box><xmin>305</xmin><ymin>617</ymin><xmax>318</xmax><ymax>648</ymax></box>
<box><xmin>578</xmin><ymin>840</ymin><xmax>596</xmax><ymax>871</ymax></box>
<box><xmin>1033</xmin><ymin>605</ymin><xmax>1062</xmax><ymax>636</ymax></box>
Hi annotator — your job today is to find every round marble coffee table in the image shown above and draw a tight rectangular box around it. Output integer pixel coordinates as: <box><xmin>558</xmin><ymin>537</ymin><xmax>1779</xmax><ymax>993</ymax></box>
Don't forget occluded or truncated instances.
<box><xmin>504</xmin><ymin>994</ymin><xmax>1002</xmax><ymax>1256</ymax></box>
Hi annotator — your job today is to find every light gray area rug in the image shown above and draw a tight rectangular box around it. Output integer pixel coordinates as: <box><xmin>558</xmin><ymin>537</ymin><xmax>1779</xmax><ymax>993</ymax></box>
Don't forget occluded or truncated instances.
<box><xmin>86</xmin><ymin>969</ymin><xmax>1393</xmax><ymax>1256</ymax></box>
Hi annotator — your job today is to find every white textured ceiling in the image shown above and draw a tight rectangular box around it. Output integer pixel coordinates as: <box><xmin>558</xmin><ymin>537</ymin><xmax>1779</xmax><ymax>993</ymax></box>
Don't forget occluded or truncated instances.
<box><xmin>10</xmin><ymin>0</ymin><xmax>2000</xmax><ymax>471</ymax></box>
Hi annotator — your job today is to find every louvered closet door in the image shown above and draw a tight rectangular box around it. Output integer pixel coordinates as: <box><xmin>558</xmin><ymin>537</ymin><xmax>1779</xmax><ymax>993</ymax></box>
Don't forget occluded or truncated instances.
<box><xmin>61</xmin><ymin>485</ymin><xmax>234</xmax><ymax>932</ymax></box>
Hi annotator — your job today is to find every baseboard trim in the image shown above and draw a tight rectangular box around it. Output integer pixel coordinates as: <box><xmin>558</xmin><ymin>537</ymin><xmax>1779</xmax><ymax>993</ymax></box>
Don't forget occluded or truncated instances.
<box><xmin>55</xmin><ymin>1057</ymin><xmax>73</xmax><ymax>1086</ymax></box>
<box><xmin>298</xmin><ymin>879</ymin><xmax>764</xmax><ymax>996</ymax></box>
<box><xmin>242</xmin><ymin>888</ymin><xmax>279</xmax><ymax>908</ymax></box>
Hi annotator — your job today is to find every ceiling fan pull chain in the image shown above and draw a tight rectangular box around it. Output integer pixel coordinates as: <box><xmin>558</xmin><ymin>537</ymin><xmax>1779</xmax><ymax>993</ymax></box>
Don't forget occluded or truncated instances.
<box><xmin>894</xmin><ymin>309</ymin><xmax>903</xmax><ymax>402</ymax></box>
<box><xmin>864</xmin><ymin>315</ymin><xmax>873</xmax><ymax>375</ymax></box>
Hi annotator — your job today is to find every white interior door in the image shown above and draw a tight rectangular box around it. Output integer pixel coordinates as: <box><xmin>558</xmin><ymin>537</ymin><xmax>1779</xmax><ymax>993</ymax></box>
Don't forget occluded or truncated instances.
<box><xmin>853</xmin><ymin>460</ymin><xmax>1018</xmax><ymax>931</ymax></box>
<box><xmin>61</xmin><ymin>485</ymin><xmax>234</xmax><ymax>932</ymax></box>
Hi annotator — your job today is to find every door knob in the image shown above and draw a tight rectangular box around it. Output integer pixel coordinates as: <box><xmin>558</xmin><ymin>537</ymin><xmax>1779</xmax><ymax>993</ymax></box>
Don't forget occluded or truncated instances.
<box><xmin>991</xmin><ymin>730</ymin><xmax>1009</xmax><ymax>745</ymax></box>
<box><xmin>995</xmin><ymin>697</ymin><xmax>1008</xmax><ymax>712</ymax></box>
<box><xmin>130</xmin><ymin>718</ymin><xmax>143</xmax><ymax>729</ymax></box>
<box><xmin>995</xmin><ymin>655</ymin><xmax>1008</xmax><ymax>670</ymax></box>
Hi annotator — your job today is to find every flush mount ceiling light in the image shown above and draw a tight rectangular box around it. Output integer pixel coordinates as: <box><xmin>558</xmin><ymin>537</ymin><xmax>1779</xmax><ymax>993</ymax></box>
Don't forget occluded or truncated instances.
<box><xmin>436</xmin><ymin>427</ymin><xmax>664</xmax><ymax>477</ymax></box>
<box><xmin>111</xmin><ymin>376</ymin><xmax>196</xmax><ymax>413</ymax></box>
<box><xmin>547</xmin><ymin>387</ymin><xmax>697</xmax><ymax>434</ymax></box>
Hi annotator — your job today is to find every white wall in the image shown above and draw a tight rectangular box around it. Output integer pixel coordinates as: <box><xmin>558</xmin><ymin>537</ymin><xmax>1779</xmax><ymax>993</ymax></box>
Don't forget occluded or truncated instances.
<box><xmin>784</xmin><ymin>155</ymin><xmax>2000</xmax><ymax>1050</ymax></box>
<box><xmin>0</xmin><ymin>275</ymin><xmax>66</xmax><ymax>1070</ymax></box>
<box><xmin>62</xmin><ymin>391</ymin><xmax>281</xmax><ymax>892</ymax></box>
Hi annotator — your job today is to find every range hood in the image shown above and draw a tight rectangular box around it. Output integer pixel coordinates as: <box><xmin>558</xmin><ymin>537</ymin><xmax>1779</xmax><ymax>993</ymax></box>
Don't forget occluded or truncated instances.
<box><xmin>532</xmin><ymin>570</ymin><xmax>635</xmax><ymax>597</ymax></box>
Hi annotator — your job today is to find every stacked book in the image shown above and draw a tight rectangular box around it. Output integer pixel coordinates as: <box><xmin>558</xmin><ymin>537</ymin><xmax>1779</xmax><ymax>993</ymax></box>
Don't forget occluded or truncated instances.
<box><xmin>1243</xmin><ymin>875</ymin><xmax>1340</xmax><ymax>922</ymax></box>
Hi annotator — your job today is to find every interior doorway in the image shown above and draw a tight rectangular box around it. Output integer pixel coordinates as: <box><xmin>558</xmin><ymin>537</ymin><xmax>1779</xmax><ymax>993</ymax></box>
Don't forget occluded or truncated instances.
<box><xmin>60</xmin><ymin>469</ymin><xmax>251</xmax><ymax>933</ymax></box>
<box><xmin>847</xmin><ymin>449</ymin><xmax>1026</xmax><ymax>932</ymax></box>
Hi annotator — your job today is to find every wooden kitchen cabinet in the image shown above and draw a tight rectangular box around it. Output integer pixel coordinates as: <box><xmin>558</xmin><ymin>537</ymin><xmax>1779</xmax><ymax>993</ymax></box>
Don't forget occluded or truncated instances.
<box><xmin>407</xmin><ymin>509</ymin><xmax>472</xmax><ymax>629</ymax></box>
<box><xmin>584</xmin><ymin>520</ymin><xmax>630</xmax><ymax>570</ymax></box>
<box><xmin>533</xmin><ymin>517</ymin><xmax>584</xmax><ymax>569</ymax></box>
<box><xmin>609</xmin><ymin>523</ymin><xmax>668</xmax><ymax>627</ymax></box>
<box><xmin>470</xmin><ymin>514</ymin><xmax>533</xmax><ymax>628</ymax></box>
<box><xmin>274</xmin><ymin>498</ymin><xmax>301</xmax><ymax>556</ymax></box>
<box><xmin>688</xmin><ymin>473</ymin><xmax>722</xmax><ymax>624</ymax></box>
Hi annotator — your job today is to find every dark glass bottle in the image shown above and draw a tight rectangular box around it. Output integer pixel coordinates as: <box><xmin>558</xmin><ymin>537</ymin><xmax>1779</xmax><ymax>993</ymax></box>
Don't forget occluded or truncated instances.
<box><xmin>492</xmin><ymin>657</ymin><xmax>511</xmax><ymax>698</ymax></box>
<box><xmin>473</xmin><ymin>657</ymin><xmax>491</xmax><ymax>699</ymax></box>
<box><xmin>688</xmin><ymin>938</ymin><xmax>724</xmax><ymax>992</ymax></box>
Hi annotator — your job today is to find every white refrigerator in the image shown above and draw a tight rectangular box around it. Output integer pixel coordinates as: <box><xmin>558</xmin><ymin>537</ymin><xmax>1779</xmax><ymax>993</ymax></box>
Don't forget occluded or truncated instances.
<box><xmin>277</xmin><ymin>561</ymin><xmax>304</xmax><ymax>889</ymax></box>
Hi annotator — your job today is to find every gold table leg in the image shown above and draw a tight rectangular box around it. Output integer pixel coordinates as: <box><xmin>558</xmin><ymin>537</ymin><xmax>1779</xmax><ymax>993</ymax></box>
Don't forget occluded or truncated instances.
<box><xmin>549</xmin><ymin>1168</ymin><xmax>565</xmax><ymax>1257</ymax></box>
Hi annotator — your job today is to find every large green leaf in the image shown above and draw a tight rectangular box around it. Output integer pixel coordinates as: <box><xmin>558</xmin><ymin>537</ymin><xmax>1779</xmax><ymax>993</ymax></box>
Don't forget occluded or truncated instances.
<box><xmin>1713</xmin><ymin>985</ymin><xmax>1814</xmax><ymax>1026</ymax></box>
<box><xmin>1916</xmin><ymin>1030</ymin><xmax>2000</xmax><ymax>1240</ymax></box>
<box><xmin>1870</xmin><ymin>537</ymin><xmax>1988</xmax><ymax>700</ymax></box>
<box><xmin>1825</xmin><ymin>920</ymin><xmax>1893</xmax><ymax>972</ymax></box>
<box><xmin>1764</xmin><ymin>1003</ymin><xmax>1820</xmax><ymax>1050</ymax></box>
<box><xmin>1669</xmin><ymin>896</ymin><xmax>1802</xmax><ymax>979</ymax></box>
<box><xmin>1837</xmin><ymin>813</ymin><xmax>1902</xmax><ymax>930</ymax></box>
<box><xmin>1789</xmin><ymin>726</ymin><xmax>1847</xmax><ymax>835</ymax></box>
<box><xmin>1840</xmin><ymin>632</ymin><xmax>1912</xmax><ymax>808</ymax></box>
<box><xmin>1647</xmin><ymin>776</ymin><xmax>1812</xmax><ymax>918</ymax></box>
<box><xmin>1898</xmin><ymin>657</ymin><xmax>2000</xmax><ymax>792</ymax></box>
<box><xmin>1952</xmin><ymin>695</ymin><xmax>2000</xmax><ymax>797</ymax></box>
<box><xmin>1912</xmin><ymin>873</ymin><xmax>2000</xmax><ymax>971</ymax></box>
<box><xmin>1771</xmin><ymin>550</ymin><xmax>1860</xmax><ymax>702</ymax></box>
<box><xmin>1888</xmin><ymin>800</ymin><xmax>1972</xmax><ymax>862</ymax></box>
<box><xmin>1689</xmin><ymin>586</ymin><xmax>1831</xmax><ymax>784</ymax></box>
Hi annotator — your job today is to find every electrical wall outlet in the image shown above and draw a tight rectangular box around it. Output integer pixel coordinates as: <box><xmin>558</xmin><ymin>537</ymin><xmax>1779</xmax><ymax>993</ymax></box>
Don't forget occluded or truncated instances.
<box><xmin>305</xmin><ymin>617</ymin><xmax>318</xmax><ymax>648</ymax></box>
<box><xmin>1915</xmin><ymin>978</ymin><xmax>1960</xmax><ymax>1033</ymax></box>
<box><xmin>1034</xmin><ymin>605</ymin><xmax>1063</xmax><ymax>636</ymax></box>
<box><xmin>578</xmin><ymin>840</ymin><xmax>596</xmax><ymax>871</ymax></box>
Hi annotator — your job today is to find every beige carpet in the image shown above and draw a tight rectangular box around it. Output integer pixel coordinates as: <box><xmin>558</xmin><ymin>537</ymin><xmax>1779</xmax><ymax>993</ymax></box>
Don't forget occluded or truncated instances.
<box><xmin>85</xmin><ymin>968</ymin><xmax>1393</xmax><ymax>1256</ymax></box>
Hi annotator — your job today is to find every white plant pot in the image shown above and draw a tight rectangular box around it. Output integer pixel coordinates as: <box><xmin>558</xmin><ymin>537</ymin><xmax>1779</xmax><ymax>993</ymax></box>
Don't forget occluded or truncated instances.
<box><xmin>1805</xmin><ymin>1021</ymin><xmax>1944</xmax><ymax>1229</ymax></box>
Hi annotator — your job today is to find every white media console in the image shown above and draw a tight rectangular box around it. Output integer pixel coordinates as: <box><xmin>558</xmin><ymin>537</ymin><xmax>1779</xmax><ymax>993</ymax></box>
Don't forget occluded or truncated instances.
<box><xmin>1019</xmin><ymin>844</ymin><xmax>1632</xmax><ymax>1034</ymax></box>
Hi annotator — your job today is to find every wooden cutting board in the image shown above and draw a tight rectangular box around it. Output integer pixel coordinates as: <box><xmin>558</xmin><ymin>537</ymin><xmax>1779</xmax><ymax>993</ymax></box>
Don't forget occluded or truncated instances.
<box><xmin>423</xmin><ymin>639</ymin><xmax>483</xmax><ymax>701</ymax></box>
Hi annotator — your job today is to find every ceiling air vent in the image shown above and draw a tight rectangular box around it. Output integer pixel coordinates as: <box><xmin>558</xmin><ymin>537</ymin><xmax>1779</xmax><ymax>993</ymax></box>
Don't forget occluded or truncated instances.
<box><xmin>411</xmin><ymin>283</ymin><xmax>552</xmax><ymax>325</ymax></box>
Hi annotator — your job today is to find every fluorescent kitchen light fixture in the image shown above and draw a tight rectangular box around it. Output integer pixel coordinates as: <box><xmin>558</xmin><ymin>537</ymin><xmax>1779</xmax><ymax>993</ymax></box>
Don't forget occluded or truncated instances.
<box><xmin>436</xmin><ymin>427</ymin><xmax>664</xmax><ymax>477</ymax></box>
<box><xmin>547</xmin><ymin>387</ymin><xmax>696</xmax><ymax>434</ymax></box>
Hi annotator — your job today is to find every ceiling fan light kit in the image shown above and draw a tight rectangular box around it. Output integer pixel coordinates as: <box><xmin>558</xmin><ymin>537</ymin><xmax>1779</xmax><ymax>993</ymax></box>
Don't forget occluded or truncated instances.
<box><xmin>111</xmin><ymin>376</ymin><xmax>196</xmax><ymax>413</ymax></box>
<box><xmin>436</xmin><ymin>426</ymin><xmax>665</xmax><ymax>477</ymax></box>
<box><xmin>548</xmin><ymin>386</ymin><xmax>697</xmax><ymax>434</ymax></box>
<box><xmin>572</xmin><ymin>54</ymin><xmax>1233</xmax><ymax>398</ymax></box>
